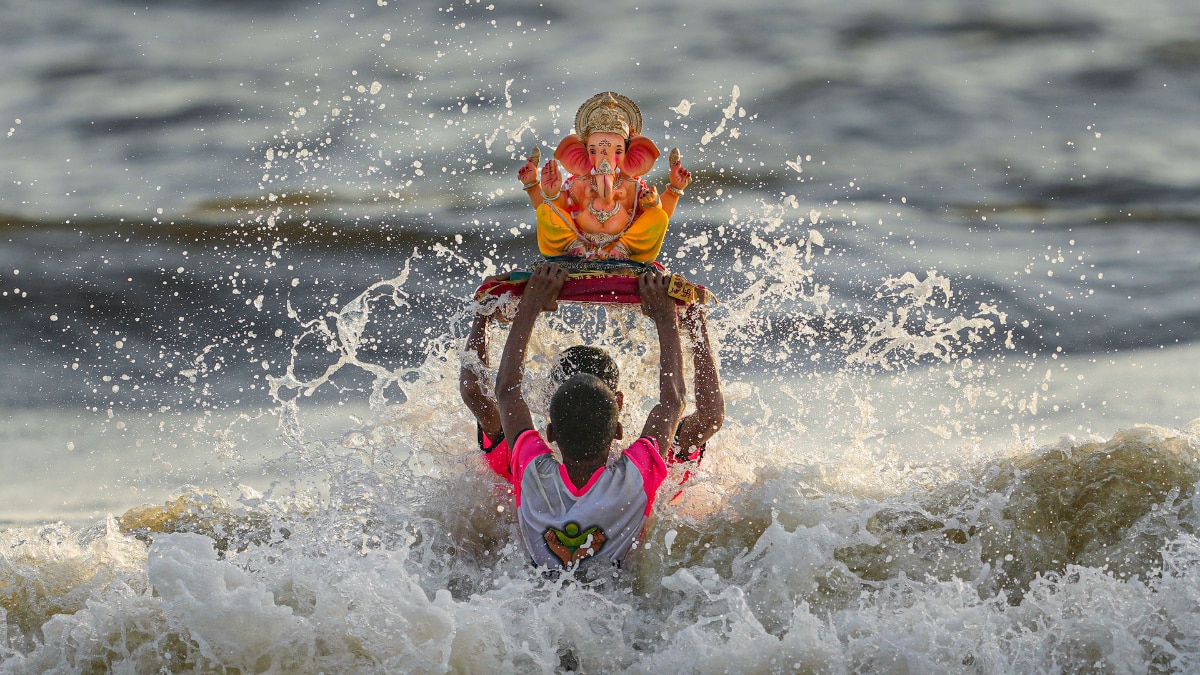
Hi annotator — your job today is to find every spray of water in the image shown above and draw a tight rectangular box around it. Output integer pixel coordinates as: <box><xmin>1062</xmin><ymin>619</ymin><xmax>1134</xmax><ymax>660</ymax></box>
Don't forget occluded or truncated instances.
<box><xmin>6</xmin><ymin>9</ymin><xmax>1200</xmax><ymax>670</ymax></box>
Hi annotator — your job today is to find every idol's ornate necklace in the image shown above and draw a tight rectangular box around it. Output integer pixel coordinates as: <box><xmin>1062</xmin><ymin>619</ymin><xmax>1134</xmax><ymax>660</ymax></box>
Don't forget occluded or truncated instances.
<box><xmin>587</xmin><ymin>199</ymin><xmax>621</xmax><ymax>224</ymax></box>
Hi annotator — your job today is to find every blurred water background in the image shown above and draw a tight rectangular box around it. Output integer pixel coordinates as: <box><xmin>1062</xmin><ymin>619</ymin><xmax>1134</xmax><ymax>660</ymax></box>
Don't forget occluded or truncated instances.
<box><xmin>2</xmin><ymin>0</ymin><xmax>1200</xmax><ymax>671</ymax></box>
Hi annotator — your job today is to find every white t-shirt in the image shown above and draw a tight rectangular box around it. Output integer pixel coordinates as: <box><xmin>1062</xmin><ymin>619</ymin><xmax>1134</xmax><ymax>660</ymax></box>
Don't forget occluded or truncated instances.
<box><xmin>510</xmin><ymin>429</ymin><xmax>667</xmax><ymax>568</ymax></box>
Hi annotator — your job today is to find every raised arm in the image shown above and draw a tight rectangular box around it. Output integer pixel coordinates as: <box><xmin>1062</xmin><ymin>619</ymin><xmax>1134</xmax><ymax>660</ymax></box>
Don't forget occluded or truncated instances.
<box><xmin>496</xmin><ymin>264</ymin><xmax>567</xmax><ymax>444</ymax></box>
<box><xmin>675</xmin><ymin>304</ymin><xmax>725</xmax><ymax>452</ymax></box>
<box><xmin>459</xmin><ymin>312</ymin><xmax>502</xmax><ymax>440</ymax></box>
<box><xmin>459</xmin><ymin>273</ymin><xmax>514</xmax><ymax>442</ymax></box>
<box><xmin>638</xmin><ymin>271</ymin><xmax>686</xmax><ymax>455</ymax></box>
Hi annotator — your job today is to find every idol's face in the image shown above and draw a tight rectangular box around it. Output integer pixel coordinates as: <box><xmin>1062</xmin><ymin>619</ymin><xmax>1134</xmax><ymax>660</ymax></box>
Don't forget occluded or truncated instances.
<box><xmin>587</xmin><ymin>132</ymin><xmax>626</xmax><ymax>173</ymax></box>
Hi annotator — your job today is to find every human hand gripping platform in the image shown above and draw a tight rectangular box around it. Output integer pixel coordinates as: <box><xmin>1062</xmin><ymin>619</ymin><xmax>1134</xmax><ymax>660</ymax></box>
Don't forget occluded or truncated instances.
<box><xmin>473</xmin><ymin>263</ymin><xmax>713</xmax><ymax>314</ymax></box>
<box><xmin>517</xmin><ymin>263</ymin><xmax>567</xmax><ymax>315</ymax></box>
<box><xmin>639</xmin><ymin>268</ymin><xmax>680</xmax><ymax>326</ymax></box>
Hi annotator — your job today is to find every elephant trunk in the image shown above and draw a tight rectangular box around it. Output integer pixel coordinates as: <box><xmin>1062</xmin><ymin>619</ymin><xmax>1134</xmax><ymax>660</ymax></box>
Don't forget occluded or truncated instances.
<box><xmin>594</xmin><ymin>160</ymin><xmax>615</xmax><ymax>202</ymax></box>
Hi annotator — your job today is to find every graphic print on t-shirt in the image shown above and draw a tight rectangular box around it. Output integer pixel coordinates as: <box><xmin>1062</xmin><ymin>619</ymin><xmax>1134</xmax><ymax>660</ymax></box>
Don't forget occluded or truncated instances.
<box><xmin>543</xmin><ymin>522</ymin><xmax>608</xmax><ymax>566</ymax></box>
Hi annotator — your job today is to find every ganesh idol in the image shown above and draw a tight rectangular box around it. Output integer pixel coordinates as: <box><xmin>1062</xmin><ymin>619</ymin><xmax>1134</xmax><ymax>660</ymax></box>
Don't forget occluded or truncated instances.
<box><xmin>518</xmin><ymin>92</ymin><xmax>692</xmax><ymax>263</ymax></box>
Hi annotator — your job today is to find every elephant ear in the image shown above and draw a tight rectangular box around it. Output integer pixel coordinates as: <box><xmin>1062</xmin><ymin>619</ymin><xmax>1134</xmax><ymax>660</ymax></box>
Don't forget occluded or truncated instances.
<box><xmin>553</xmin><ymin>135</ymin><xmax>590</xmax><ymax>176</ymax></box>
<box><xmin>623</xmin><ymin>135</ymin><xmax>660</xmax><ymax>177</ymax></box>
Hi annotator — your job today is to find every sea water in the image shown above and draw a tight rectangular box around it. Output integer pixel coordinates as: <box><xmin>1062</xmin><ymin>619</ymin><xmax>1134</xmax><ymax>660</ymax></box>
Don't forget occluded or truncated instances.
<box><xmin>3</xmin><ymin>0</ymin><xmax>1200</xmax><ymax>672</ymax></box>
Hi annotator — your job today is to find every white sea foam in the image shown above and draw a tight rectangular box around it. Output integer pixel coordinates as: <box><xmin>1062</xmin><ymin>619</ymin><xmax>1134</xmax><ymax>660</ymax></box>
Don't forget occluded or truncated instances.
<box><xmin>5</xmin><ymin>0</ymin><xmax>1200</xmax><ymax>669</ymax></box>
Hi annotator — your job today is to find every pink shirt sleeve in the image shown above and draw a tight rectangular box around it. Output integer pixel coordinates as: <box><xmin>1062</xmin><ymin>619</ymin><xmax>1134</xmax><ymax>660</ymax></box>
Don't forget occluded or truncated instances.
<box><xmin>479</xmin><ymin>428</ymin><xmax>514</xmax><ymax>484</ymax></box>
<box><xmin>622</xmin><ymin>437</ymin><xmax>669</xmax><ymax>514</ymax></box>
<box><xmin>510</xmin><ymin>429</ymin><xmax>552</xmax><ymax>506</ymax></box>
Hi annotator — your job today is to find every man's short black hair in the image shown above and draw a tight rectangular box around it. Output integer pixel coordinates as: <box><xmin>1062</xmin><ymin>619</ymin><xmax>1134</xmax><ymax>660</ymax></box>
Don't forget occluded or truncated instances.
<box><xmin>551</xmin><ymin>345</ymin><xmax>619</xmax><ymax>392</ymax></box>
<box><xmin>549</xmin><ymin>373</ymin><xmax>619</xmax><ymax>460</ymax></box>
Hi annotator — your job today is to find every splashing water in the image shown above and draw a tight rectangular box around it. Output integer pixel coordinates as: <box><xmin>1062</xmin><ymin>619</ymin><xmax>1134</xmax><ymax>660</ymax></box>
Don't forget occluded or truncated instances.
<box><xmin>5</xmin><ymin>5</ymin><xmax>1200</xmax><ymax>669</ymax></box>
<box><xmin>6</xmin><ymin>184</ymin><xmax>1200</xmax><ymax>671</ymax></box>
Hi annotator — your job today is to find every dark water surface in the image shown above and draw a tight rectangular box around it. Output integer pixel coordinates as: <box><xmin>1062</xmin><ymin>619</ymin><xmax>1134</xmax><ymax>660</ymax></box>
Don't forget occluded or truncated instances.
<box><xmin>3</xmin><ymin>0</ymin><xmax>1200</xmax><ymax>671</ymax></box>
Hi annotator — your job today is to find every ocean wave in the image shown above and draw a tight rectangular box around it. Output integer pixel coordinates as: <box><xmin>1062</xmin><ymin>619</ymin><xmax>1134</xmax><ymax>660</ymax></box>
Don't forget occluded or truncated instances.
<box><xmin>3</xmin><ymin>422</ymin><xmax>1199</xmax><ymax>671</ymax></box>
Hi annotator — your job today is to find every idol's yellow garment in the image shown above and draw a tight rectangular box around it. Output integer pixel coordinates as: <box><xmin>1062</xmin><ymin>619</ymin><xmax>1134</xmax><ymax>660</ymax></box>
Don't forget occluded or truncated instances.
<box><xmin>535</xmin><ymin>203</ymin><xmax>668</xmax><ymax>263</ymax></box>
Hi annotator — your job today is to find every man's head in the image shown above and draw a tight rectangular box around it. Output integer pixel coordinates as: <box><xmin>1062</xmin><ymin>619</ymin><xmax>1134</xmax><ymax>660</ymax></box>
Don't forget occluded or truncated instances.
<box><xmin>550</xmin><ymin>345</ymin><xmax>619</xmax><ymax>393</ymax></box>
<box><xmin>548</xmin><ymin>373</ymin><xmax>620</xmax><ymax>461</ymax></box>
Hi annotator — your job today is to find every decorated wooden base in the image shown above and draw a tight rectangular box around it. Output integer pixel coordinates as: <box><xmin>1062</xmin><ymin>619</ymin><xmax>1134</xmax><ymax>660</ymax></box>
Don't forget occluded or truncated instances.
<box><xmin>473</xmin><ymin>258</ymin><xmax>715</xmax><ymax>307</ymax></box>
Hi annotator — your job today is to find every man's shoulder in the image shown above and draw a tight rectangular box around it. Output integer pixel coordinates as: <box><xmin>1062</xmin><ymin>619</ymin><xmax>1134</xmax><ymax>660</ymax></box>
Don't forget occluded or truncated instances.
<box><xmin>511</xmin><ymin>429</ymin><xmax>553</xmax><ymax>473</ymax></box>
<box><xmin>618</xmin><ymin>437</ymin><xmax>668</xmax><ymax>487</ymax></box>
